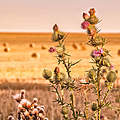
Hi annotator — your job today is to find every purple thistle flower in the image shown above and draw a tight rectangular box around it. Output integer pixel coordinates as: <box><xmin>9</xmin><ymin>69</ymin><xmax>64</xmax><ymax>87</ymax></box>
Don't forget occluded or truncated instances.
<box><xmin>49</xmin><ymin>47</ymin><xmax>56</xmax><ymax>53</ymax></box>
<box><xmin>92</xmin><ymin>50</ymin><xmax>101</xmax><ymax>57</ymax></box>
<box><xmin>81</xmin><ymin>21</ymin><xmax>90</xmax><ymax>29</ymax></box>
<box><xmin>92</xmin><ymin>48</ymin><xmax>104</xmax><ymax>57</ymax></box>
<box><xmin>99</xmin><ymin>48</ymin><xmax>103</xmax><ymax>54</ymax></box>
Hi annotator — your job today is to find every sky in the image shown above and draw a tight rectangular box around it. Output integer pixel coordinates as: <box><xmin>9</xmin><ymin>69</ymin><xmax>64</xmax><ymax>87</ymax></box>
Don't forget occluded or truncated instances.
<box><xmin>0</xmin><ymin>0</ymin><xmax>120</xmax><ymax>33</ymax></box>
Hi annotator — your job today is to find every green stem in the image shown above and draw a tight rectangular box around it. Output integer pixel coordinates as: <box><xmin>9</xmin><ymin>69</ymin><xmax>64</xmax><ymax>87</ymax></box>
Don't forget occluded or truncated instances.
<box><xmin>97</xmin><ymin>67</ymin><xmax>101</xmax><ymax>120</ymax></box>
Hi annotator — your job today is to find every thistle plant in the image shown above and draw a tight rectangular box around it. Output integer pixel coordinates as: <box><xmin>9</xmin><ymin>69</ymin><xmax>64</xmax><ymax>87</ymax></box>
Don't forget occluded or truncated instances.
<box><xmin>43</xmin><ymin>24</ymin><xmax>82</xmax><ymax>120</ymax></box>
<box><xmin>42</xmin><ymin>8</ymin><xmax>119</xmax><ymax>120</ymax></box>
<box><xmin>81</xmin><ymin>8</ymin><xmax>118</xmax><ymax>120</ymax></box>
<box><xmin>11</xmin><ymin>89</ymin><xmax>48</xmax><ymax>120</ymax></box>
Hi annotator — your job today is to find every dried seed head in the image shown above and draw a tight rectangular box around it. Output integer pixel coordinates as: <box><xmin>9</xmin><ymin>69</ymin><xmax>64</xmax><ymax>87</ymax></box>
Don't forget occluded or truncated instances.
<box><xmin>33</xmin><ymin>98</ymin><xmax>38</xmax><ymax>103</ymax></box>
<box><xmin>8</xmin><ymin>115</ymin><xmax>14</xmax><ymax>120</ymax></box>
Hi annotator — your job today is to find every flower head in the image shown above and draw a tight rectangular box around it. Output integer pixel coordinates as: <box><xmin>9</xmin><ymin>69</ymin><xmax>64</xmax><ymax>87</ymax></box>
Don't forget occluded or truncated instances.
<box><xmin>49</xmin><ymin>47</ymin><xmax>56</xmax><ymax>53</ymax></box>
<box><xmin>8</xmin><ymin>115</ymin><xmax>14</xmax><ymax>120</ymax></box>
<box><xmin>32</xmin><ymin>108</ymin><xmax>39</xmax><ymax>115</ymax></box>
<box><xmin>81</xmin><ymin>21</ymin><xmax>90</xmax><ymax>29</ymax></box>
<box><xmin>91</xmin><ymin>48</ymin><xmax>103</xmax><ymax>57</ymax></box>
<box><xmin>83</xmin><ymin>13</ymin><xmax>89</xmax><ymax>20</ymax></box>
<box><xmin>53</xmin><ymin>24</ymin><xmax>59</xmax><ymax>32</ymax></box>
<box><xmin>89</xmin><ymin>8</ymin><xmax>96</xmax><ymax>16</ymax></box>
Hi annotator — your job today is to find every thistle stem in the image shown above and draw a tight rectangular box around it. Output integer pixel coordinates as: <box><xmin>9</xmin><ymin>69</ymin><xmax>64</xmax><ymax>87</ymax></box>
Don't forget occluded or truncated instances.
<box><xmin>97</xmin><ymin>67</ymin><xmax>101</xmax><ymax>120</ymax></box>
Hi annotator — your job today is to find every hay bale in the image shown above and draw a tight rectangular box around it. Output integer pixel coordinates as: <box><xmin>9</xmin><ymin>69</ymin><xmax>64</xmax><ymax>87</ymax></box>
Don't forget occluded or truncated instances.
<box><xmin>72</xmin><ymin>43</ymin><xmax>79</xmax><ymax>50</ymax></box>
<box><xmin>80</xmin><ymin>42</ymin><xmax>86</xmax><ymax>50</ymax></box>
<box><xmin>41</xmin><ymin>45</ymin><xmax>47</xmax><ymax>50</ymax></box>
<box><xmin>4</xmin><ymin>47</ymin><xmax>10</xmax><ymax>52</ymax></box>
<box><xmin>31</xmin><ymin>52</ymin><xmax>40</xmax><ymax>58</ymax></box>
<box><xmin>117</xmin><ymin>49</ymin><xmax>120</xmax><ymax>56</ymax></box>
<box><xmin>3</xmin><ymin>42</ymin><xmax>8</xmax><ymax>47</ymax></box>
<box><xmin>29</xmin><ymin>43</ymin><xmax>35</xmax><ymax>48</ymax></box>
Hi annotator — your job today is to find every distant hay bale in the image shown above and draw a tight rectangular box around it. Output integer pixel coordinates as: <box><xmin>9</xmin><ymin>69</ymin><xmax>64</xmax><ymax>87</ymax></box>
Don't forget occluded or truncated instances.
<box><xmin>31</xmin><ymin>52</ymin><xmax>40</xmax><ymax>58</ymax></box>
<box><xmin>29</xmin><ymin>43</ymin><xmax>35</xmax><ymax>48</ymax></box>
<box><xmin>80</xmin><ymin>42</ymin><xmax>86</xmax><ymax>50</ymax></box>
<box><xmin>3</xmin><ymin>42</ymin><xmax>8</xmax><ymax>47</ymax></box>
<box><xmin>117</xmin><ymin>49</ymin><xmax>120</xmax><ymax>56</ymax></box>
<box><xmin>4</xmin><ymin>47</ymin><xmax>10</xmax><ymax>52</ymax></box>
<box><xmin>41</xmin><ymin>45</ymin><xmax>47</xmax><ymax>50</ymax></box>
<box><xmin>72</xmin><ymin>43</ymin><xmax>79</xmax><ymax>50</ymax></box>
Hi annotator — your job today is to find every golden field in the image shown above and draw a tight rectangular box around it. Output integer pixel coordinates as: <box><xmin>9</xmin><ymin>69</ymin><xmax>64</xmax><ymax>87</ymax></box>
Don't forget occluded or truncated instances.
<box><xmin>0</xmin><ymin>33</ymin><xmax>120</xmax><ymax>84</ymax></box>
<box><xmin>0</xmin><ymin>33</ymin><xmax>120</xmax><ymax>120</ymax></box>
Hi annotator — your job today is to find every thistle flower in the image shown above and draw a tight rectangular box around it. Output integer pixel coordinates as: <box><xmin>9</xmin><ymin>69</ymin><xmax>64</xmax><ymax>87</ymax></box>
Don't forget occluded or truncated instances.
<box><xmin>49</xmin><ymin>47</ymin><xmax>56</xmax><ymax>53</ymax></box>
<box><xmin>83</xmin><ymin>13</ymin><xmax>89</xmax><ymax>20</ymax></box>
<box><xmin>91</xmin><ymin>48</ymin><xmax>103</xmax><ymax>57</ymax></box>
<box><xmin>81</xmin><ymin>21</ymin><xmax>90</xmax><ymax>29</ymax></box>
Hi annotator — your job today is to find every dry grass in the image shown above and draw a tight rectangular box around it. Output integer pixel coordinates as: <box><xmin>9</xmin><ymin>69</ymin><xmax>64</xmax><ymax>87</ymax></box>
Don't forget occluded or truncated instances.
<box><xmin>0</xmin><ymin>82</ymin><xmax>119</xmax><ymax>120</ymax></box>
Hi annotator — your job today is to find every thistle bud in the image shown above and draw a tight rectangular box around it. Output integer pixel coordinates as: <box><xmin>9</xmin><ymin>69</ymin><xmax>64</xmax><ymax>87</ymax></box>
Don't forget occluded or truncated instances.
<box><xmin>89</xmin><ymin>8</ymin><xmax>96</xmax><ymax>16</ymax></box>
<box><xmin>52</xmin><ymin>24</ymin><xmax>65</xmax><ymax>42</ymax></box>
<box><xmin>100</xmin><ymin>58</ymin><xmax>111</xmax><ymax>67</ymax></box>
<box><xmin>88</xmin><ymin>69</ymin><xmax>96</xmax><ymax>79</ymax></box>
<box><xmin>107</xmin><ymin>71</ymin><xmax>117</xmax><ymax>82</ymax></box>
<box><xmin>53</xmin><ymin>24</ymin><xmax>58</xmax><ymax>32</ymax></box>
<box><xmin>54</xmin><ymin>67</ymin><xmax>60</xmax><ymax>74</ymax></box>
<box><xmin>61</xmin><ymin>106</ymin><xmax>69</xmax><ymax>115</ymax></box>
<box><xmin>91</xmin><ymin>103</ymin><xmax>97</xmax><ymax>111</ymax></box>
<box><xmin>42</xmin><ymin>69</ymin><xmax>52</xmax><ymax>79</ymax></box>
<box><xmin>83</xmin><ymin>13</ymin><xmax>89</xmax><ymax>20</ymax></box>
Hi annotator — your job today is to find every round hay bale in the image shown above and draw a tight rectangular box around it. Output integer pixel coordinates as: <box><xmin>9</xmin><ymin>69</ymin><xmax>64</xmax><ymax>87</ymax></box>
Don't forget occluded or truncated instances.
<box><xmin>80</xmin><ymin>42</ymin><xmax>86</xmax><ymax>50</ymax></box>
<box><xmin>3</xmin><ymin>42</ymin><xmax>8</xmax><ymax>47</ymax></box>
<box><xmin>41</xmin><ymin>45</ymin><xmax>47</xmax><ymax>50</ymax></box>
<box><xmin>31</xmin><ymin>52</ymin><xmax>40</xmax><ymax>58</ymax></box>
<box><xmin>117</xmin><ymin>49</ymin><xmax>120</xmax><ymax>56</ymax></box>
<box><xmin>4</xmin><ymin>47</ymin><xmax>10</xmax><ymax>52</ymax></box>
<box><xmin>72</xmin><ymin>43</ymin><xmax>79</xmax><ymax>50</ymax></box>
<box><xmin>29</xmin><ymin>43</ymin><xmax>35</xmax><ymax>48</ymax></box>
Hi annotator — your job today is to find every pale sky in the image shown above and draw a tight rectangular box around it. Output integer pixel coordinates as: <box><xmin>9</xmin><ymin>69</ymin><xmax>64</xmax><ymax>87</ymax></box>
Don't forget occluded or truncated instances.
<box><xmin>0</xmin><ymin>0</ymin><xmax>120</xmax><ymax>32</ymax></box>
